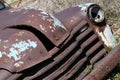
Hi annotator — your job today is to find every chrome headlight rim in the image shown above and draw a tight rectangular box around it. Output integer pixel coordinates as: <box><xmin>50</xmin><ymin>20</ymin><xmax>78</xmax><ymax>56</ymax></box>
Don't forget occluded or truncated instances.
<box><xmin>87</xmin><ymin>4</ymin><xmax>106</xmax><ymax>26</ymax></box>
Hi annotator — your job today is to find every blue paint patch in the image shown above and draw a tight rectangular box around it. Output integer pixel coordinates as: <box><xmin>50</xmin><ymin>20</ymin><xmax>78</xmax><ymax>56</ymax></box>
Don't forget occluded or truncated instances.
<box><xmin>0</xmin><ymin>40</ymin><xmax>38</xmax><ymax>61</ymax></box>
<box><xmin>41</xmin><ymin>11</ymin><xmax>48</xmax><ymax>15</ymax></box>
<box><xmin>50</xmin><ymin>14</ymin><xmax>67</xmax><ymax>30</ymax></box>
<box><xmin>0</xmin><ymin>51</ymin><xmax>2</xmax><ymax>58</ymax></box>
<box><xmin>78</xmin><ymin>3</ymin><xmax>94</xmax><ymax>11</ymax></box>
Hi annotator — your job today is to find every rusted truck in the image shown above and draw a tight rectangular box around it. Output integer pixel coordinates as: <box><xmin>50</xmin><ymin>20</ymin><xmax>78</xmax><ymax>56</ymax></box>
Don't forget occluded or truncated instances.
<box><xmin>0</xmin><ymin>0</ymin><xmax>120</xmax><ymax>80</ymax></box>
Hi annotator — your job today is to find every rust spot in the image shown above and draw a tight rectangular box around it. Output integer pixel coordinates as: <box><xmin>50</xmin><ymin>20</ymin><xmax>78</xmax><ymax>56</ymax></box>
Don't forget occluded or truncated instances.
<box><xmin>0</xmin><ymin>1</ymin><xmax>118</xmax><ymax>80</ymax></box>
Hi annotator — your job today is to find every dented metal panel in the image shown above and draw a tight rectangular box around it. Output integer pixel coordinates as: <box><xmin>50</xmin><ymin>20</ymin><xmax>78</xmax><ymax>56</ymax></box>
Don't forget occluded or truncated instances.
<box><xmin>0</xmin><ymin>7</ymin><xmax>69</xmax><ymax>46</ymax></box>
<box><xmin>0</xmin><ymin>70</ymin><xmax>12</xmax><ymax>80</ymax></box>
<box><xmin>83</xmin><ymin>45</ymin><xmax>120</xmax><ymax>80</ymax></box>
<box><xmin>0</xmin><ymin>1</ymin><xmax>119</xmax><ymax>80</ymax></box>
<box><xmin>0</xmin><ymin>29</ymin><xmax>50</xmax><ymax>72</ymax></box>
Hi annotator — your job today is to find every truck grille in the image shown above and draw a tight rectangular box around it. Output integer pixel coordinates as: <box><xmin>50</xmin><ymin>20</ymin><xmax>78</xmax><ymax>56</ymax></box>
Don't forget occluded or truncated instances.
<box><xmin>7</xmin><ymin>21</ymin><xmax>107</xmax><ymax>80</ymax></box>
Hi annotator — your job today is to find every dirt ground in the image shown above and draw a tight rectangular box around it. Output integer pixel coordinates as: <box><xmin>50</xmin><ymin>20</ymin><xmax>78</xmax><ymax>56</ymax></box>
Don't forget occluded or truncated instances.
<box><xmin>3</xmin><ymin>0</ymin><xmax>120</xmax><ymax>79</ymax></box>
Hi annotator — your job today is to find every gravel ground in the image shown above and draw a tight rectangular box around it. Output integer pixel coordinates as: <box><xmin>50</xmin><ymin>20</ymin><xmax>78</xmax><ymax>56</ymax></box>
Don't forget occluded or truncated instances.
<box><xmin>3</xmin><ymin>0</ymin><xmax>120</xmax><ymax>79</ymax></box>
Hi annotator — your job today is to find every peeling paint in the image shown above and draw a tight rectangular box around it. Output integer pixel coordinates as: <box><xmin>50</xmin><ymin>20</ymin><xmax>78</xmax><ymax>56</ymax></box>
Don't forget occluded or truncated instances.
<box><xmin>51</xmin><ymin>30</ymin><xmax>54</xmax><ymax>32</ymax></box>
<box><xmin>0</xmin><ymin>52</ymin><xmax>2</xmax><ymax>58</ymax></box>
<box><xmin>24</xmin><ymin>6</ymin><xmax>66</xmax><ymax>31</ymax></box>
<box><xmin>78</xmin><ymin>3</ymin><xmax>94</xmax><ymax>11</ymax></box>
<box><xmin>0</xmin><ymin>40</ymin><xmax>37</xmax><ymax>61</ymax></box>
<box><xmin>50</xmin><ymin>14</ymin><xmax>67</xmax><ymax>30</ymax></box>
<box><xmin>4</xmin><ymin>59</ymin><xmax>10</xmax><ymax>63</ymax></box>
<box><xmin>31</xmin><ymin>15</ymin><xmax>35</xmax><ymax>17</ymax></box>
<box><xmin>14</xmin><ymin>61</ymin><xmax>24</xmax><ymax>67</ymax></box>
<box><xmin>4</xmin><ymin>40</ymin><xmax>9</xmax><ymax>43</ymax></box>
<box><xmin>47</xmin><ymin>18</ymin><xmax>53</xmax><ymax>23</ymax></box>
<box><xmin>98</xmin><ymin>25</ymin><xmax>117</xmax><ymax>48</ymax></box>
<box><xmin>49</xmin><ymin>26</ymin><xmax>52</xmax><ymax>29</ymax></box>
<box><xmin>15</xmin><ymin>39</ymin><xmax>19</xmax><ymax>41</ymax></box>
<box><xmin>18</xmin><ymin>31</ymin><xmax>25</xmax><ymax>36</ymax></box>
<box><xmin>39</xmin><ymin>25</ymin><xmax>47</xmax><ymax>32</ymax></box>
<box><xmin>41</xmin><ymin>16</ymin><xmax>48</xmax><ymax>21</ymax></box>
<box><xmin>49</xmin><ymin>26</ymin><xmax>56</xmax><ymax>32</ymax></box>
<box><xmin>3</xmin><ymin>46</ymin><xmax>7</xmax><ymax>49</ymax></box>
<box><xmin>24</xmin><ymin>6</ymin><xmax>46</xmax><ymax>14</ymax></box>
<box><xmin>98</xmin><ymin>31</ymin><xmax>109</xmax><ymax>47</ymax></box>
<box><xmin>41</xmin><ymin>11</ymin><xmax>48</xmax><ymax>15</ymax></box>
<box><xmin>103</xmin><ymin>25</ymin><xmax>117</xmax><ymax>47</ymax></box>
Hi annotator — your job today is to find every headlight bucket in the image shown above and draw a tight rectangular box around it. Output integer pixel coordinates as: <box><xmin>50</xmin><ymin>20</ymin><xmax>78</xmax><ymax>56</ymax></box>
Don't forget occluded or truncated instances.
<box><xmin>88</xmin><ymin>5</ymin><xmax>106</xmax><ymax>26</ymax></box>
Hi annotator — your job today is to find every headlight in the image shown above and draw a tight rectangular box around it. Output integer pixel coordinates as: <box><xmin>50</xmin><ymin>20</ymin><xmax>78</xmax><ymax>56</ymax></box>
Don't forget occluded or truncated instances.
<box><xmin>88</xmin><ymin>5</ymin><xmax>105</xmax><ymax>25</ymax></box>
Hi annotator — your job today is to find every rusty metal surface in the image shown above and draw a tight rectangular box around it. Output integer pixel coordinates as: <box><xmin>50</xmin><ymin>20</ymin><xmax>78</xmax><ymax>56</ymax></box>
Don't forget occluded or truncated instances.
<box><xmin>54</xmin><ymin>7</ymin><xmax>83</xmax><ymax>31</ymax></box>
<box><xmin>0</xmin><ymin>7</ymin><xmax>69</xmax><ymax>46</ymax></box>
<box><xmin>0</xmin><ymin>1</ymin><xmax>119</xmax><ymax>80</ymax></box>
<box><xmin>0</xmin><ymin>70</ymin><xmax>12</xmax><ymax>80</ymax></box>
<box><xmin>0</xmin><ymin>2</ymin><xmax>69</xmax><ymax>77</ymax></box>
<box><xmin>20</xmin><ymin>19</ymin><xmax>107</xmax><ymax>80</ymax></box>
<box><xmin>0</xmin><ymin>29</ymin><xmax>51</xmax><ymax>72</ymax></box>
<box><xmin>82</xmin><ymin>45</ymin><xmax>120</xmax><ymax>80</ymax></box>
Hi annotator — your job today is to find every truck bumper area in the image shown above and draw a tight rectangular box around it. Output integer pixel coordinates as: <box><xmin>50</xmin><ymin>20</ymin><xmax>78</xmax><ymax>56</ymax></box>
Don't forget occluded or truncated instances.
<box><xmin>0</xmin><ymin>45</ymin><xmax>120</xmax><ymax>80</ymax></box>
<box><xmin>82</xmin><ymin>45</ymin><xmax>120</xmax><ymax>80</ymax></box>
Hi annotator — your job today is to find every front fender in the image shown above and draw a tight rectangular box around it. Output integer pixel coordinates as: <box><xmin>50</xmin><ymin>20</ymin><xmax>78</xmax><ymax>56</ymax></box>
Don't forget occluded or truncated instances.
<box><xmin>0</xmin><ymin>7</ymin><xmax>69</xmax><ymax>46</ymax></box>
<box><xmin>0</xmin><ymin>7</ymin><xmax>69</xmax><ymax>73</ymax></box>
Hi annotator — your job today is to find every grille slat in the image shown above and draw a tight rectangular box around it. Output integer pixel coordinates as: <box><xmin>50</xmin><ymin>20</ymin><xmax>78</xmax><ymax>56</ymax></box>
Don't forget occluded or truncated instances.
<box><xmin>54</xmin><ymin>42</ymin><xmax>78</xmax><ymax>61</ymax></box>
<box><xmin>63</xmin><ymin>21</ymin><xmax>87</xmax><ymax>45</ymax></box>
<box><xmin>74</xmin><ymin>43</ymin><xmax>103</xmax><ymax>80</ymax></box>
<box><xmin>56</xmin><ymin>34</ymin><xmax>101</xmax><ymax>80</ymax></box>
<box><xmin>76</xmin><ymin>66</ymin><xmax>92</xmax><ymax>80</ymax></box>
<box><xmin>24</xmin><ymin>42</ymin><xmax>79</xmax><ymax>80</ymax></box>
<box><xmin>58</xmin><ymin>57</ymin><xmax>87</xmax><ymax>80</ymax></box>
<box><xmin>42</xmin><ymin>26</ymin><xmax>93</xmax><ymax>80</ymax></box>
<box><xmin>80</xmin><ymin>34</ymin><xmax>97</xmax><ymax>48</ymax></box>
<box><xmin>43</xmin><ymin>49</ymin><xmax>83</xmax><ymax>80</ymax></box>
<box><xmin>76</xmin><ymin>27</ymin><xmax>92</xmax><ymax>41</ymax></box>
<box><xmin>36</xmin><ymin>25</ymin><xmax>93</xmax><ymax>80</ymax></box>
<box><xmin>90</xmin><ymin>48</ymin><xmax>107</xmax><ymax>64</ymax></box>
<box><xmin>23</xmin><ymin>24</ymin><xmax>92</xmax><ymax>80</ymax></box>
<box><xmin>10</xmin><ymin>23</ymin><xmax>107</xmax><ymax>80</ymax></box>
<box><xmin>42</xmin><ymin>25</ymin><xmax>95</xmax><ymax>80</ymax></box>
<box><xmin>86</xmin><ymin>41</ymin><xmax>103</xmax><ymax>56</ymax></box>
<box><xmin>23</xmin><ymin>61</ymin><xmax>56</xmax><ymax>80</ymax></box>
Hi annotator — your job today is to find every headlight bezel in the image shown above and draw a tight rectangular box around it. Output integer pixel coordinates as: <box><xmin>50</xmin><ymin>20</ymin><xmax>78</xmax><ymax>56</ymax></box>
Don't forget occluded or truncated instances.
<box><xmin>87</xmin><ymin>4</ymin><xmax>106</xmax><ymax>26</ymax></box>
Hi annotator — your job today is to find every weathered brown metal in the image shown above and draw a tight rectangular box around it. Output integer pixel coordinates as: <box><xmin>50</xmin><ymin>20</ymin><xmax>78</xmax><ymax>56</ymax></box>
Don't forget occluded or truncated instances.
<box><xmin>0</xmin><ymin>1</ymin><xmax>119</xmax><ymax>80</ymax></box>
<box><xmin>0</xmin><ymin>2</ymin><xmax>70</xmax><ymax>73</ymax></box>
<box><xmin>82</xmin><ymin>45</ymin><xmax>120</xmax><ymax>80</ymax></box>
<box><xmin>0</xmin><ymin>8</ymin><xmax>69</xmax><ymax>46</ymax></box>
<box><xmin>0</xmin><ymin>70</ymin><xmax>12</xmax><ymax>80</ymax></box>
<box><xmin>90</xmin><ymin>48</ymin><xmax>107</xmax><ymax>64</ymax></box>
